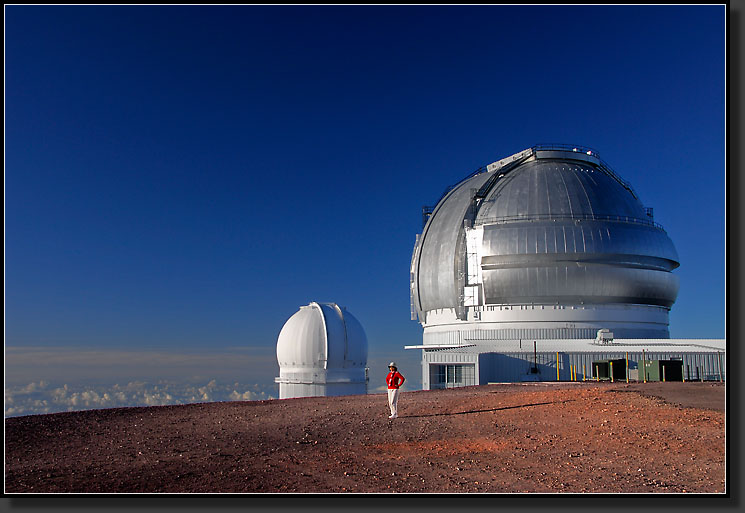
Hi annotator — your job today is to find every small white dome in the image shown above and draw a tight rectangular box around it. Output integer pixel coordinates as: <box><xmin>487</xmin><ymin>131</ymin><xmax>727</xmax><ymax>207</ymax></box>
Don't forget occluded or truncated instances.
<box><xmin>276</xmin><ymin>302</ymin><xmax>367</xmax><ymax>370</ymax></box>
<box><xmin>275</xmin><ymin>302</ymin><xmax>368</xmax><ymax>399</ymax></box>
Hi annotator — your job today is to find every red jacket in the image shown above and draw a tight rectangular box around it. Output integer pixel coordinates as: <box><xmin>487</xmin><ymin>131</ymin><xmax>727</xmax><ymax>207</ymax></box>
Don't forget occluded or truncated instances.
<box><xmin>386</xmin><ymin>371</ymin><xmax>405</xmax><ymax>389</ymax></box>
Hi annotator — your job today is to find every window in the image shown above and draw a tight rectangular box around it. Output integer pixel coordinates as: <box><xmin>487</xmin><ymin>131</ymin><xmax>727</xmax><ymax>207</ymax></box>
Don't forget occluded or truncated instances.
<box><xmin>430</xmin><ymin>364</ymin><xmax>475</xmax><ymax>389</ymax></box>
<box><xmin>448</xmin><ymin>365</ymin><xmax>462</xmax><ymax>383</ymax></box>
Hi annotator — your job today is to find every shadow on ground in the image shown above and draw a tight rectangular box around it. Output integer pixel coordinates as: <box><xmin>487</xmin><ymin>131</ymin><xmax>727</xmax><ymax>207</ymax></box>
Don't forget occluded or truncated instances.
<box><xmin>399</xmin><ymin>399</ymin><xmax>575</xmax><ymax>419</ymax></box>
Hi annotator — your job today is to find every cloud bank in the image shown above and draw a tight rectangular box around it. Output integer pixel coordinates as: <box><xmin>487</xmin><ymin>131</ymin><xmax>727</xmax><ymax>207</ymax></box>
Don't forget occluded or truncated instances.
<box><xmin>5</xmin><ymin>379</ymin><xmax>274</xmax><ymax>418</ymax></box>
<box><xmin>5</xmin><ymin>345</ymin><xmax>422</xmax><ymax>417</ymax></box>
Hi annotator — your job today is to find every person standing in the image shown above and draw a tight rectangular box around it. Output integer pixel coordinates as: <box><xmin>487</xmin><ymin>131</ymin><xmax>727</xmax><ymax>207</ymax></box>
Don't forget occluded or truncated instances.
<box><xmin>386</xmin><ymin>362</ymin><xmax>405</xmax><ymax>419</ymax></box>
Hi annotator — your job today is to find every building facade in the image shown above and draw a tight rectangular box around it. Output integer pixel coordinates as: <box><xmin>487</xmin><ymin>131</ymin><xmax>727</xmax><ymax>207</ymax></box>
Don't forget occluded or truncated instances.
<box><xmin>411</xmin><ymin>338</ymin><xmax>725</xmax><ymax>389</ymax></box>
<box><xmin>408</xmin><ymin>145</ymin><xmax>724</xmax><ymax>387</ymax></box>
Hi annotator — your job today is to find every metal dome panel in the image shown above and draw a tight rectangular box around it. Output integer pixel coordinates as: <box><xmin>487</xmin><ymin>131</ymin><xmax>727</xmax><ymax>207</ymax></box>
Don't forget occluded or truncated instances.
<box><xmin>413</xmin><ymin>171</ymin><xmax>493</xmax><ymax>314</ymax></box>
<box><xmin>480</xmin><ymin>221</ymin><xmax>679</xmax><ymax>267</ymax></box>
<box><xmin>276</xmin><ymin>302</ymin><xmax>367</xmax><ymax>370</ymax></box>
<box><xmin>276</xmin><ymin>304</ymin><xmax>326</xmax><ymax>368</ymax></box>
<box><xmin>275</xmin><ymin>302</ymin><xmax>368</xmax><ymax>399</ymax></box>
<box><xmin>475</xmin><ymin>159</ymin><xmax>645</xmax><ymax>223</ymax></box>
<box><xmin>410</xmin><ymin>146</ymin><xmax>681</xmax><ymax>337</ymax></box>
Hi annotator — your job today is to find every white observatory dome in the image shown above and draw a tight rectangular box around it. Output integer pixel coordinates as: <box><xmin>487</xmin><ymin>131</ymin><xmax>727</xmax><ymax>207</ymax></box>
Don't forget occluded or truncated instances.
<box><xmin>275</xmin><ymin>302</ymin><xmax>368</xmax><ymax>399</ymax></box>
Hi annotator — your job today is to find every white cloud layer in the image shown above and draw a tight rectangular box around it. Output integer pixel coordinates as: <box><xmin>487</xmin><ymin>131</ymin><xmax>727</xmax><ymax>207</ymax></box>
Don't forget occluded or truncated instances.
<box><xmin>4</xmin><ymin>345</ymin><xmax>422</xmax><ymax>417</ymax></box>
<box><xmin>5</xmin><ymin>379</ymin><xmax>274</xmax><ymax>417</ymax></box>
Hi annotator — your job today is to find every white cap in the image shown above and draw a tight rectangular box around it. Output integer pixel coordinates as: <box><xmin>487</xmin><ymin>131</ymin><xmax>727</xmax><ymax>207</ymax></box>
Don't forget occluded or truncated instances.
<box><xmin>388</xmin><ymin>362</ymin><xmax>397</xmax><ymax>368</ymax></box>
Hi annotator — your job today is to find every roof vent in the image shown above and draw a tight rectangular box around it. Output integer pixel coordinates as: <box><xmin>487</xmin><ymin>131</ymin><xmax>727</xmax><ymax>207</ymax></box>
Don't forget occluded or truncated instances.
<box><xmin>595</xmin><ymin>329</ymin><xmax>614</xmax><ymax>345</ymax></box>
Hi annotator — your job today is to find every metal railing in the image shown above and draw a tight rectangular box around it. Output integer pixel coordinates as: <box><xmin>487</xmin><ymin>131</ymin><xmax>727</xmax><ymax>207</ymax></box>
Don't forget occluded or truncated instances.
<box><xmin>429</xmin><ymin>165</ymin><xmax>488</xmax><ymax>209</ymax></box>
<box><xmin>532</xmin><ymin>143</ymin><xmax>639</xmax><ymax>200</ymax></box>
<box><xmin>474</xmin><ymin>212</ymin><xmax>667</xmax><ymax>231</ymax></box>
<box><xmin>422</xmin><ymin>144</ymin><xmax>647</xmax><ymax>229</ymax></box>
<box><xmin>532</xmin><ymin>143</ymin><xmax>600</xmax><ymax>155</ymax></box>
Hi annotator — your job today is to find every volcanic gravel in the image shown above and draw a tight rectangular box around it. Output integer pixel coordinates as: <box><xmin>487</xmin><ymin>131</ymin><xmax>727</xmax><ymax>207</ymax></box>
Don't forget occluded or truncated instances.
<box><xmin>4</xmin><ymin>381</ymin><xmax>725</xmax><ymax>494</ymax></box>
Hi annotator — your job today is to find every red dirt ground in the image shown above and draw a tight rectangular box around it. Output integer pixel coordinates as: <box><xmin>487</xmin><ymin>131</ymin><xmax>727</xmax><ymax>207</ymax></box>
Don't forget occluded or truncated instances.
<box><xmin>4</xmin><ymin>381</ymin><xmax>725</xmax><ymax>493</ymax></box>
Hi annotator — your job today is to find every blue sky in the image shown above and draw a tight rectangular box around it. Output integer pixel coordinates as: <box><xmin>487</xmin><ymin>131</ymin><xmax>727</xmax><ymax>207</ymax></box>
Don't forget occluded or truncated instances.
<box><xmin>5</xmin><ymin>5</ymin><xmax>726</xmax><ymax>415</ymax></box>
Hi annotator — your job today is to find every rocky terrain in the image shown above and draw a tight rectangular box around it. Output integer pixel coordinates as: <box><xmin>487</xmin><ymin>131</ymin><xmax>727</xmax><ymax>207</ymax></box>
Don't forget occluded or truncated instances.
<box><xmin>4</xmin><ymin>381</ymin><xmax>725</xmax><ymax>493</ymax></box>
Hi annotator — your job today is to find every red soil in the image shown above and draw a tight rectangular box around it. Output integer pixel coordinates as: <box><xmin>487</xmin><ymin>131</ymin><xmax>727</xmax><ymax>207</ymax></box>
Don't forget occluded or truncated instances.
<box><xmin>4</xmin><ymin>381</ymin><xmax>725</xmax><ymax>493</ymax></box>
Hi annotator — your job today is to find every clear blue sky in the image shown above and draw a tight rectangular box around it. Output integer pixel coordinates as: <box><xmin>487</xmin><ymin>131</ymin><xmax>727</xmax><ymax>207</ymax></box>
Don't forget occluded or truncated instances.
<box><xmin>5</xmin><ymin>5</ymin><xmax>726</xmax><ymax>405</ymax></box>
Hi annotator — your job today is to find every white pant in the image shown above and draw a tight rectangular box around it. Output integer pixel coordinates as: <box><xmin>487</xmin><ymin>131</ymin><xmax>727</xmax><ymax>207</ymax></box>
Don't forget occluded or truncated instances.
<box><xmin>387</xmin><ymin>388</ymin><xmax>400</xmax><ymax>417</ymax></box>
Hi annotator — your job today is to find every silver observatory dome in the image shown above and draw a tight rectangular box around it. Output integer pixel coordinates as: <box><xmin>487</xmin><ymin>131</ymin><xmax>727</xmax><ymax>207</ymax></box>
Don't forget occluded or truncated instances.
<box><xmin>410</xmin><ymin>145</ymin><xmax>680</xmax><ymax>342</ymax></box>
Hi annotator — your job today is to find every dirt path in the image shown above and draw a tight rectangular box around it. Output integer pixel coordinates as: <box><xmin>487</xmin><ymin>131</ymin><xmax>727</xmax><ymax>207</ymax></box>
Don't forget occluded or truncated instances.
<box><xmin>4</xmin><ymin>382</ymin><xmax>725</xmax><ymax>493</ymax></box>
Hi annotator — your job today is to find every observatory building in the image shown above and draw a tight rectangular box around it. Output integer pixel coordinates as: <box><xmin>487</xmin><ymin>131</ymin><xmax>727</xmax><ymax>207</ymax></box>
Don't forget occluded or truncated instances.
<box><xmin>408</xmin><ymin>145</ymin><xmax>725</xmax><ymax>388</ymax></box>
<box><xmin>275</xmin><ymin>302</ymin><xmax>368</xmax><ymax>399</ymax></box>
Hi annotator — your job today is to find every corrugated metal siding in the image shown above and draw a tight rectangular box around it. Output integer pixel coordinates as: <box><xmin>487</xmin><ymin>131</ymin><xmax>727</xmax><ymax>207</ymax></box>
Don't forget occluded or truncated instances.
<box><xmin>423</xmin><ymin>327</ymin><xmax>670</xmax><ymax>345</ymax></box>
<box><xmin>423</xmin><ymin>352</ymin><xmax>479</xmax><ymax>364</ymax></box>
<box><xmin>420</xmin><ymin>349</ymin><xmax>725</xmax><ymax>387</ymax></box>
<box><xmin>279</xmin><ymin>382</ymin><xmax>327</xmax><ymax>399</ymax></box>
<box><xmin>477</xmin><ymin>352</ymin><xmax>560</xmax><ymax>383</ymax></box>
<box><xmin>420</xmin><ymin>338</ymin><xmax>725</xmax><ymax>353</ymax></box>
<box><xmin>278</xmin><ymin>381</ymin><xmax>368</xmax><ymax>399</ymax></box>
